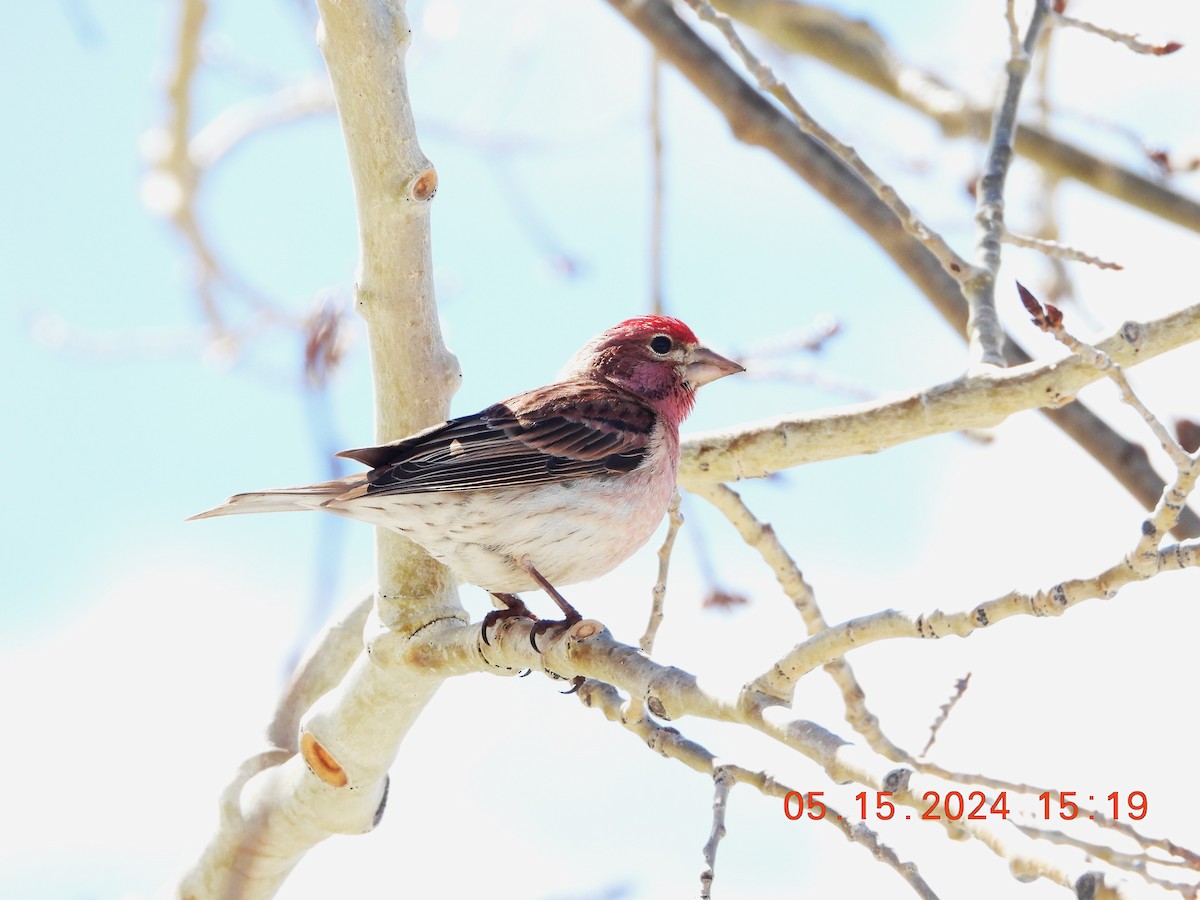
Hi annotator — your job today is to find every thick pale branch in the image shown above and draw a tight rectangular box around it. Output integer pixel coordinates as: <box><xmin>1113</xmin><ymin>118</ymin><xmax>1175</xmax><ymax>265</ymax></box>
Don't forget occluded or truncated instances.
<box><xmin>176</xmin><ymin>2</ymin><xmax>461</xmax><ymax>896</ymax></box>
<box><xmin>316</xmin><ymin>0</ymin><xmax>461</xmax><ymax>620</ymax></box>
<box><xmin>679</xmin><ymin>303</ymin><xmax>1200</xmax><ymax>487</ymax></box>
<box><xmin>267</xmin><ymin>593</ymin><xmax>374</xmax><ymax>752</ymax></box>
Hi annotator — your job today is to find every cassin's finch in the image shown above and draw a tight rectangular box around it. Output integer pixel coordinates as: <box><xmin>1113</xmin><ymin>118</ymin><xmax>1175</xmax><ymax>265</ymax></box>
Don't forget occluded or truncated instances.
<box><xmin>192</xmin><ymin>316</ymin><xmax>742</xmax><ymax>641</ymax></box>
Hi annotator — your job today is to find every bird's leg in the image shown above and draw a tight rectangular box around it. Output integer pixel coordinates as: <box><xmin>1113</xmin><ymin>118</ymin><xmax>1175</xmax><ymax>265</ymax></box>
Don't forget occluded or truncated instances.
<box><xmin>481</xmin><ymin>592</ymin><xmax>538</xmax><ymax>647</ymax></box>
<box><xmin>518</xmin><ymin>560</ymin><xmax>583</xmax><ymax>653</ymax></box>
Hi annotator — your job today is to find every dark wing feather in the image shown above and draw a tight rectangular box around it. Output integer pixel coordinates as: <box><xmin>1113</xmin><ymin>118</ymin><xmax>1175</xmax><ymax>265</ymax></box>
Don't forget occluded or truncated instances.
<box><xmin>336</xmin><ymin>379</ymin><xmax>656</xmax><ymax>495</ymax></box>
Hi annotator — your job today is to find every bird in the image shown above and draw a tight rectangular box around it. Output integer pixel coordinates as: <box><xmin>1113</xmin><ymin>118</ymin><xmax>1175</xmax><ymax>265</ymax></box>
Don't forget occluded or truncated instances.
<box><xmin>192</xmin><ymin>315</ymin><xmax>743</xmax><ymax>647</ymax></box>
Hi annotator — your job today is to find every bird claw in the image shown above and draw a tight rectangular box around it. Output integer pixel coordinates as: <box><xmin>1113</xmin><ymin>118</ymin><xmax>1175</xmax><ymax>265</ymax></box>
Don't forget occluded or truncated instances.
<box><xmin>529</xmin><ymin>612</ymin><xmax>583</xmax><ymax>652</ymax></box>
<box><xmin>561</xmin><ymin>675</ymin><xmax>586</xmax><ymax>695</ymax></box>
<box><xmin>481</xmin><ymin>595</ymin><xmax>538</xmax><ymax>647</ymax></box>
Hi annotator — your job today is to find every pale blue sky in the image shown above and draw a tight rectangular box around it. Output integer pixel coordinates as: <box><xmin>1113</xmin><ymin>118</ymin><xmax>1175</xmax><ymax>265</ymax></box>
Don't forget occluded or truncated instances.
<box><xmin>4</xmin><ymin>2</ymin><xmax>1199</xmax><ymax>898</ymax></box>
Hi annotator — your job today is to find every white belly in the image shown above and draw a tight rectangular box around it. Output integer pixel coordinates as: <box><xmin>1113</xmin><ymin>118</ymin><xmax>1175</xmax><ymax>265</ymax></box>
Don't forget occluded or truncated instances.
<box><xmin>336</xmin><ymin>443</ymin><xmax>678</xmax><ymax>594</ymax></box>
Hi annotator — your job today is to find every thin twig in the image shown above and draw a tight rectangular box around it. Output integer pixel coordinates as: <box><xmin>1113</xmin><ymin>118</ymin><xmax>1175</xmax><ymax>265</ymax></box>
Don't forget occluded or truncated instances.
<box><xmin>1014</xmin><ymin>822</ymin><xmax>1200</xmax><ymax>895</ymax></box>
<box><xmin>700</xmin><ymin>766</ymin><xmax>734</xmax><ymax>900</ymax></box>
<box><xmin>640</xmin><ymin>490</ymin><xmax>684</xmax><ymax>656</ymax></box>
<box><xmin>1017</xmin><ymin>284</ymin><xmax>1200</xmax><ymax>559</ymax></box>
<box><xmin>627</xmin><ymin>491</ymin><xmax>685</xmax><ymax>724</ymax></box>
<box><xmin>649</xmin><ymin>52</ymin><xmax>666</xmax><ymax>316</ymax></box>
<box><xmin>577</xmin><ymin>681</ymin><xmax>941</xmax><ymax>898</ymax></box>
<box><xmin>151</xmin><ymin>0</ymin><xmax>295</xmax><ymax>344</ymax></box>
<box><xmin>1054</xmin><ymin>11</ymin><xmax>1183</xmax><ymax>56</ymax></box>
<box><xmin>965</xmin><ymin>0</ymin><xmax>1050</xmax><ymax>367</ymax></box>
<box><xmin>691</xmin><ymin>484</ymin><xmax>818</xmax><ymax>624</ymax></box>
<box><xmin>734</xmin><ymin>316</ymin><xmax>842</xmax><ymax>358</ymax></box>
<box><xmin>681</xmin><ymin>0</ymin><xmax>976</xmax><ymax>283</ymax></box>
<box><xmin>1026</xmin><ymin>16</ymin><xmax>1082</xmax><ymax>310</ymax></box>
<box><xmin>1017</xmin><ymin>284</ymin><xmax>1192</xmax><ymax>470</ymax></box>
<box><xmin>920</xmin><ymin>673</ymin><xmax>971</xmax><ymax>758</ymax></box>
<box><xmin>159</xmin><ymin>0</ymin><xmax>223</xmax><ymax>332</ymax></box>
<box><xmin>900</xmin><ymin>757</ymin><xmax>1200</xmax><ymax>873</ymax></box>
<box><xmin>708</xmin><ymin>0</ymin><xmax>1200</xmax><ymax>233</ymax></box>
<box><xmin>691</xmin><ymin>483</ymin><xmax>911</xmax><ymax>763</ymax></box>
<box><xmin>189</xmin><ymin>77</ymin><xmax>334</xmax><ymax>169</ymax></box>
<box><xmin>746</xmin><ymin>539</ymin><xmax>1200</xmax><ymax>702</ymax></box>
<box><xmin>1001</xmin><ymin>228</ymin><xmax>1123</xmax><ymax>271</ymax></box>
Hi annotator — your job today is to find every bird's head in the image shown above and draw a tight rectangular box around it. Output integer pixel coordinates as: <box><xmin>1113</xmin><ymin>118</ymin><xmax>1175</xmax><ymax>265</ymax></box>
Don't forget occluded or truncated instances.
<box><xmin>562</xmin><ymin>316</ymin><xmax>744</xmax><ymax>424</ymax></box>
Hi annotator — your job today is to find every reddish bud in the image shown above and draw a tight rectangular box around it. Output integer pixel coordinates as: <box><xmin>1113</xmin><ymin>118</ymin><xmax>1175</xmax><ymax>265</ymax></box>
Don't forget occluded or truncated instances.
<box><xmin>1157</xmin><ymin>41</ymin><xmax>1183</xmax><ymax>56</ymax></box>
<box><xmin>1016</xmin><ymin>282</ymin><xmax>1065</xmax><ymax>332</ymax></box>
<box><xmin>703</xmin><ymin>588</ymin><xmax>749</xmax><ymax>610</ymax></box>
<box><xmin>1017</xmin><ymin>281</ymin><xmax>1044</xmax><ymax>323</ymax></box>
<box><xmin>1176</xmin><ymin>419</ymin><xmax>1200</xmax><ymax>453</ymax></box>
<box><xmin>303</xmin><ymin>297</ymin><xmax>346</xmax><ymax>388</ymax></box>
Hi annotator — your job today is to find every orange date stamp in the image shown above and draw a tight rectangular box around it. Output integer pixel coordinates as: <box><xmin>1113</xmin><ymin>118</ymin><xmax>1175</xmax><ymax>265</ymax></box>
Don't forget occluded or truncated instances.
<box><xmin>783</xmin><ymin>790</ymin><xmax>1148</xmax><ymax>822</ymax></box>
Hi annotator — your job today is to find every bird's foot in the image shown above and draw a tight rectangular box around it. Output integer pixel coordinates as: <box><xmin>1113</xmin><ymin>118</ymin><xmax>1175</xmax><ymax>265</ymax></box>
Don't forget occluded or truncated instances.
<box><xmin>513</xmin><ymin>560</ymin><xmax>584</xmax><ymax>652</ymax></box>
<box><xmin>482</xmin><ymin>593</ymin><xmax>538</xmax><ymax>647</ymax></box>
<box><xmin>529</xmin><ymin>611</ymin><xmax>583</xmax><ymax>652</ymax></box>
<box><xmin>540</xmin><ymin>666</ymin><xmax>586</xmax><ymax>694</ymax></box>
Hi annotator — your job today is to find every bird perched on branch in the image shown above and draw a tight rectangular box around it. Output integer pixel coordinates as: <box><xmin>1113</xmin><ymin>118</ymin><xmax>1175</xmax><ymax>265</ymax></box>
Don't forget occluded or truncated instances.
<box><xmin>192</xmin><ymin>316</ymin><xmax>743</xmax><ymax>645</ymax></box>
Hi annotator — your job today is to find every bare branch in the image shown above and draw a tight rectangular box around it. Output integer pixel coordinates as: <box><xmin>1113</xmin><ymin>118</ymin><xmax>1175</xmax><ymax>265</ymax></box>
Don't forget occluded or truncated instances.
<box><xmin>920</xmin><ymin>673</ymin><xmax>971</xmax><ymax>758</ymax></box>
<box><xmin>576</xmin><ymin>681</ymin><xmax>941</xmax><ymax>897</ymax></box>
<box><xmin>964</xmin><ymin>0</ymin><xmax>1050</xmax><ymax>367</ymax></box>
<box><xmin>649</xmin><ymin>52</ymin><xmax>666</xmax><ymax>316</ymax></box>
<box><xmin>1014</xmin><ymin>822</ymin><xmax>1200</xmax><ymax>895</ymax></box>
<box><xmin>153</xmin><ymin>0</ymin><xmax>224</xmax><ymax>332</ymax></box>
<box><xmin>1002</xmin><ymin>228</ymin><xmax>1124</xmax><ymax>271</ymax></box>
<box><xmin>691</xmin><ymin>482</ymin><xmax>911</xmax><ymax>762</ymax></box>
<box><xmin>605</xmin><ymin>0</ymin><xmax>1199</xmax><ymax>538</ymax></box>
<box><xmin>1054</xmin><ymin>11</ymin><xmax>1183</xmax><ymax>56</ymax></box>
<box><xmin>1017</xmin><ymin>284</ymin><xmax>1191</xmax><ymax>470</ymax></box>
<box><xmin>267</xmin><ymin>594</ymin><xmax>373</xmax><ymax>753</ymax></box>
<box><xmin>700</xmin><ymin>766</ymin><xmax>734</xmax><ymax>900</ymax></box>
<box><xmin>682</xmin><ymin>0</ymin><xmax>976</xmax><ymax>284</ymax></box>
<box><xmin>748</xmin><ymin>540</ymin><xmax>1200</xmax><ymax>702</ymax></box>
<box><xmin>190</xmin><ymin>77</ymin><xmax>335</xmax><ymax>169</ymax></box>
<box><xmin>680</xmin><ymin>303</ymin><xmax>1200</xmax><ymax>486</ymax></box>
<box><xmin>175</xmin><ymin>1</ymin><xmax>461</xmax><ymax>894</ymax></box>
<box><xmin>639</xmin><ymin>490</ymin><xmax>684</xmax><ymax>655</ymax></box>
<box><xmin>711</xmin><ymin>0</ymin><xmax>1200</xmax><ymax>234</ymax></box>
<box><xmin>461</xmin><ymin>618</ymin><xmax>1146</xmax><ymax>891</ymax></box>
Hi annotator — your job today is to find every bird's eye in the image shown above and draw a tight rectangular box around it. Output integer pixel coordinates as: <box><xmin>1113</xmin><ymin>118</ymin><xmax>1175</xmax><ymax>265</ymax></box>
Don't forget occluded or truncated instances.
<box><xmin>650</xmin><ymin>335</ymin><xmax>673</xmax><ymax>355</ymax></box>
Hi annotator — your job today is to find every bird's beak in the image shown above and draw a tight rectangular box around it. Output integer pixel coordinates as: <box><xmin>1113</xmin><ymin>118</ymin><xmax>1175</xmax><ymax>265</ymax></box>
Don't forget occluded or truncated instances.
<box><xmin>685</xmin><ymin>345</ymin><xmax>745</xmax><ymax>388</ymax></box>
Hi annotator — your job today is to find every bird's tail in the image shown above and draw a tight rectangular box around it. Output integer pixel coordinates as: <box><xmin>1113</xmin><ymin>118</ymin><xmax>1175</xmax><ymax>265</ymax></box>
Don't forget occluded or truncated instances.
<box><xmin>187</xmin><ymin>476</ymin><xmax>365</xmax><ymax>521</ymax></box>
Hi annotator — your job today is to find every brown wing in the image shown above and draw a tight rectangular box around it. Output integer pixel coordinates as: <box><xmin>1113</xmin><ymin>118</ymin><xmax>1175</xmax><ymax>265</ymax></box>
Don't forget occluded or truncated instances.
<box><xmin>336</xmin><ymin>379</ymin><xmax>657</xmax><ymax>495</ymax></box>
